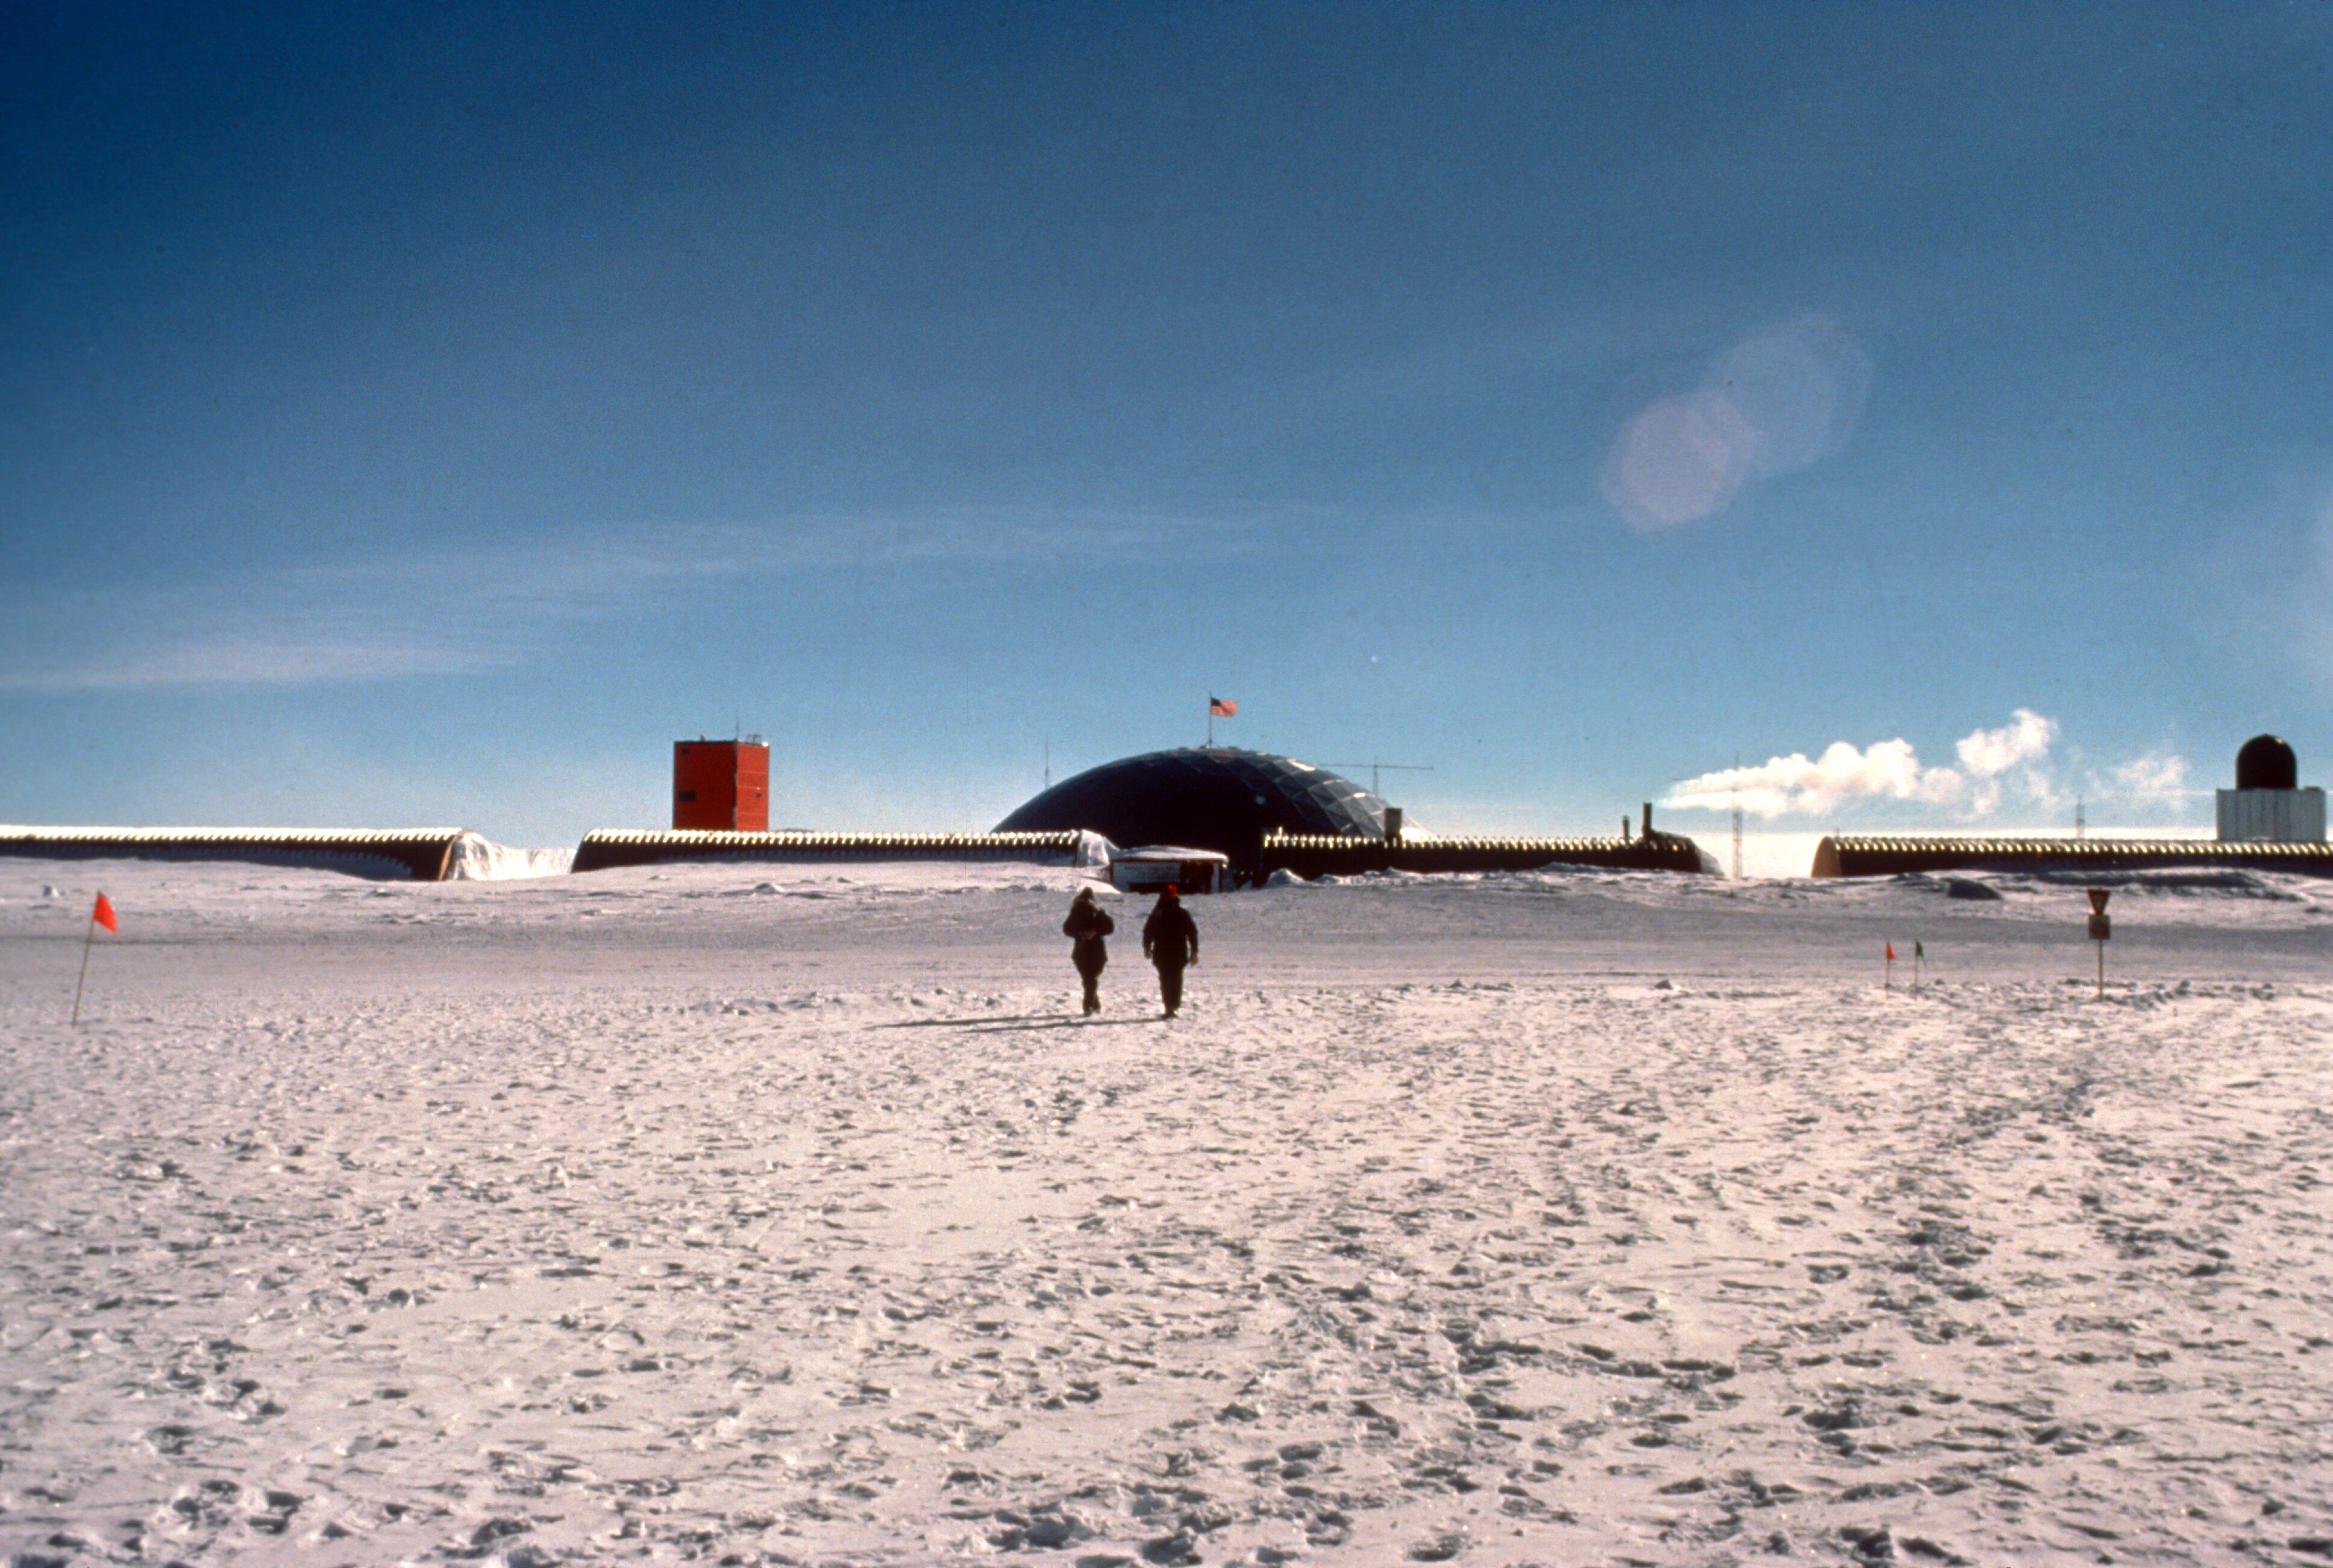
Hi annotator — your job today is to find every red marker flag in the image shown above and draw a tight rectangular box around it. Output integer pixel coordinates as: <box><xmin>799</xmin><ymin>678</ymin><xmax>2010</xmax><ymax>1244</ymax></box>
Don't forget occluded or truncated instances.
<box><xmin>74</xmin><ymin>893</ymin><xmax>116</xmax><ymax>1025</ymax></box>
<box><xmin>1885</xmin><ymin>942</ymin><xmax>1896</xmax><ymax>962</ymax></box>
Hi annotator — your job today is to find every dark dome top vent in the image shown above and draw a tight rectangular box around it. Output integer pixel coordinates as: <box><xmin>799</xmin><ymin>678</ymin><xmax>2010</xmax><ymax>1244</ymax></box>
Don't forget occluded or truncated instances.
<box><xmin>2235</xmin><ymin>734</ymin><xmax>2299</xmax><ymax>792</ymax></box>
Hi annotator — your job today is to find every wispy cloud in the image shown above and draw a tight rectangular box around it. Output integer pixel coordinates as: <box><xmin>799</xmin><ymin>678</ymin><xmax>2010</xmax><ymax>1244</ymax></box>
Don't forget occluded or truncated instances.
<box><xmin>0</xmin><ymin>639</ymin><xmax>493</xmax><ymax>692</ymax></box>
<box><xmin>2268</xmin><ymin>481</ymin><xmax>2333</xmax><ymax>684</ymax></box>
<box><xmin>2103</xmin><ymin>749</ymin><xmax>2191</xmax><ymax>813</ymax></box>
<box><xmin>0</xmin><ymin>571</ymin><xmax>506</xmax><ymax>693</ymax></box>
<box><xmin>1665</xmin><ymin>708</ymin><xmax>2182</xmax><ymax>824</ymax></box>
<box><xmin>0</xmin><ymin>507</ymin><xmax>1254</xmax><ymax>692</ymax></box>
<box><xmin>2190</xmin><ymin>473</ymin><xmax>2333</xmax><ymax>705</ymax></box>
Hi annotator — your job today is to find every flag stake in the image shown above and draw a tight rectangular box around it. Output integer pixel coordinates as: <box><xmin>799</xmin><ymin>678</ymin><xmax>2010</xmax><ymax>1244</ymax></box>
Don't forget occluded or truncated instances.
<box><xmin>72</xmin><ymin>928</ymin><xmax>93</xmax><ymax>1025</ymax></box>
<box><xmin>72</xmin><ymin>892</ymin><xmax>116</xmax><ymax>1025</ymax></box>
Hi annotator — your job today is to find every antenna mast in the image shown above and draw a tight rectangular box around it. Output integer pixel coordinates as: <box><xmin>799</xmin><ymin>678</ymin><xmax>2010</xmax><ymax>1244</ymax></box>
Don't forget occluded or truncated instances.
<box><xmin>1320</xmin><ymin>760</ymin><xmax>1434</xmax><ymax>798</ymax></box>
<box><xmin>1732</xmin><ymin>752</ymin><xmax>1744</xmax><ymax>880</ymax></box>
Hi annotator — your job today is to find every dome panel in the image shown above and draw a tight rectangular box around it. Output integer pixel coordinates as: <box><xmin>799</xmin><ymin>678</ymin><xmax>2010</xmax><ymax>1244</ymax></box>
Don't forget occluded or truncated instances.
<box><xmin>994</xmin><ymin>748</ymin><xmax>1389</xmax><ymax>860</ymax></box>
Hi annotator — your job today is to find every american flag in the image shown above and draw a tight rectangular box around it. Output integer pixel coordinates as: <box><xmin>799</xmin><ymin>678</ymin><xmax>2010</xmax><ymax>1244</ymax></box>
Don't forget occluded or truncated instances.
<box><xmin>1209</xmin><ymin>697</ymin><xmax>1238</xmax><ymax>717</ymax></box>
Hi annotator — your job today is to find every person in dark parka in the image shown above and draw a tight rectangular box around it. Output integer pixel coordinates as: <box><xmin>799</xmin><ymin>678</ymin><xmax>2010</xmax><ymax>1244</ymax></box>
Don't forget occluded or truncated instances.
<box><xmin>1062</xmin><ymin>885</ymin><xmax>1115</xmax><ymax>1016</ymax></box>
<box><xmin>1141</xmin><ymin>885</ymin><xmax>1200</xmax><ymax>1018</ymax></box>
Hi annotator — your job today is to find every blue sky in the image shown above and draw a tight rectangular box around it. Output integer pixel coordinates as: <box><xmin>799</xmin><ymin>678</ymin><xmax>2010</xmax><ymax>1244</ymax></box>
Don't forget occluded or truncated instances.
<box><xmin>5</xmin><ymin>3</ymin><xmax>2331</xmax><ymax>858</ymax></box>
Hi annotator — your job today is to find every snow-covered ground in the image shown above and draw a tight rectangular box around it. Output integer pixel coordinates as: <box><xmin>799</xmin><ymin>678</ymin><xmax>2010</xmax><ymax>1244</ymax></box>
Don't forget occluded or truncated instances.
<box><xmin>4</xmin><ymin>856</ymin><xmax>2329</xmax><ymax>1566</ymax></box>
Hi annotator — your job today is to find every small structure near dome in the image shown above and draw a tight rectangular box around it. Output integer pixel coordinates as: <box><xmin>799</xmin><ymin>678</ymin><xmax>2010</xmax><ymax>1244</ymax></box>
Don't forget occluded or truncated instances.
<box><xmin>1108</xmin><ymin>846</ymin><xmax>1230</xmax><ymax>895</ymax></box>
<box><xmin>674</xmin><ymin>739</ymin><xmax>769</xmax><ymax>832</ymax></box>
<box><xmin>2217</xmin><ymin>734</ymin><xmax>2323</xmax><ymax>843</ymax></box>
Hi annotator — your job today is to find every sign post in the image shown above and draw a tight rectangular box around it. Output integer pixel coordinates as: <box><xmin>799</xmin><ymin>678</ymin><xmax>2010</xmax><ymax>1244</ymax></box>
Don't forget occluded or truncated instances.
<box><xmin>2086</xmin><ymin>889</ymin><xmax>2111</xmax><ymax>998</ymax></box>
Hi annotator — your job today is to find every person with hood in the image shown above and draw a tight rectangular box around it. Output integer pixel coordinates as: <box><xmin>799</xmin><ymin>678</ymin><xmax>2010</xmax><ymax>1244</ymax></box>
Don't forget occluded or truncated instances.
<box><xmin>1141</xmin><ymin>885</ymin><xmax>1200</xmax><ymax>1019</ymax></box>
<box><xmin>1062</xmin><ymin>885</ymin><xmax>1115</xmax><ymax>1016</ymax></box>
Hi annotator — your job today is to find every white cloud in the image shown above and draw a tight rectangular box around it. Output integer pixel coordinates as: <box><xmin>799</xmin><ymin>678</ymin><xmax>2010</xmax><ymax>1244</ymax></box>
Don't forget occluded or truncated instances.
<box><xmin>1667</xmin><ymin>735</ymin><xmax>1968</xmax><ymax>819</ymax></box>
<box><xmin>1951</xmin><ymin>707</ymin><xmax>2060</xmax><ymax>816</ymax></box>
<box><xmin>1666</xmin><ymin>710</ymin><xmax>2203</xmax><ymax>829</ymax></box>
<box><xmin>1955</xmin><ymin>708</ymin><xmax>2056</xmax><ymax>776</ymax></box>
<box><xmin>1668</xmin><ymin>709</ymin><xmax>2064</xmax><ymax>822</ymax></box>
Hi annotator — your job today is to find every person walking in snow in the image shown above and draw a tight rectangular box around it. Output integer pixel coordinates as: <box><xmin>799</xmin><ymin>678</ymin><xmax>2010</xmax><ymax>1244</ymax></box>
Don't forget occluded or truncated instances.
<box><xmin>1062</xmin><ymin>885</ymin><xmax>1115</xmax><ymax>1016</ymax></box>
<box><xmin>1141</xmin><ymin>886</ymin><xmax>1200</xmax><ymax>1019</ymax></box>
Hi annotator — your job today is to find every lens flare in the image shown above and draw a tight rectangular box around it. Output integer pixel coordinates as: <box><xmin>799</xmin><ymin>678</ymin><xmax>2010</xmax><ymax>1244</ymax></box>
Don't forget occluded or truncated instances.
<box><xmin>1602</xmin><ymin>313</ymin><xmax>1872</xmax><ymax>531</ymax></box>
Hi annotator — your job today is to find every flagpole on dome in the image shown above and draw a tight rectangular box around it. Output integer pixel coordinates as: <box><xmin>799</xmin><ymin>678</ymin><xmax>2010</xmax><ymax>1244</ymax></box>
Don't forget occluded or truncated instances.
<box><xmin>1206</xmin><ymin>696</ymin><xmax>1237</xmax><ymax>748</ymax></box>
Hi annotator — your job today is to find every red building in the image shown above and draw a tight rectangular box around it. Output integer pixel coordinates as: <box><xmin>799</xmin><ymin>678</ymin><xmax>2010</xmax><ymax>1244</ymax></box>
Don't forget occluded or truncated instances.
<box><xmin>672</xmin><ymin>740</ymin><xmax>769</xmax><ymax>831</ymax></box>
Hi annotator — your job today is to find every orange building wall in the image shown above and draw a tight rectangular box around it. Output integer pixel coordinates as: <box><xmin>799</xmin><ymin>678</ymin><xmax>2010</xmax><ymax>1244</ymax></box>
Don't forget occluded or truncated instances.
<box><xmin>672</xmin><ymin>741</ymin><xmax>770</xmax><ymax>831</ymax></box>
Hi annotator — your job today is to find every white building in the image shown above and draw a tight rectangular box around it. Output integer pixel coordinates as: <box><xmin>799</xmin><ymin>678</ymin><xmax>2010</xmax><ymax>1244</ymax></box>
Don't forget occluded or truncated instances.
<box><xmin>2215</xmin><ymin>734</ymin><xmax>2326</xmax><ymax>843</ymax></box>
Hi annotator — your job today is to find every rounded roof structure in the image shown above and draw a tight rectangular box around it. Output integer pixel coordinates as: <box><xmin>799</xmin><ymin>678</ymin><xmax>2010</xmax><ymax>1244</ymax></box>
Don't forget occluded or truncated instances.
<box><xmin>2236</xmin><ymin>734</ymin><xmax>2299</xmax><ymax>791</ymax></box>
<box><xmin>994</xmin><ymin>747</ymin><xmax>1389</xmax><ymax>857</ymax></box>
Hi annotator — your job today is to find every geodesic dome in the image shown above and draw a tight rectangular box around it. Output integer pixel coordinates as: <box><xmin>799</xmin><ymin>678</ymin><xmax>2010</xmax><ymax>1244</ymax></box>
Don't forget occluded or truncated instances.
<box><xmin>993</xmin><ymin>747</ymin><xmax>1389</xmax><ymax>861</ymax></box>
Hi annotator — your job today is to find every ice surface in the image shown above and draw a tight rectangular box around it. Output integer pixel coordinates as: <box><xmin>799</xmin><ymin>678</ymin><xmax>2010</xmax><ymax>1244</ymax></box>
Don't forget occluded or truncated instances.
<box><xmin>448</xmin><ymin>831</ymin><xmax>575</xmax><ymax>881</ymax></box>
<box><xmin>2</xmin><ymin>857</ymin><xmax>2329</xmax><ymax>1563</ymax></box>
